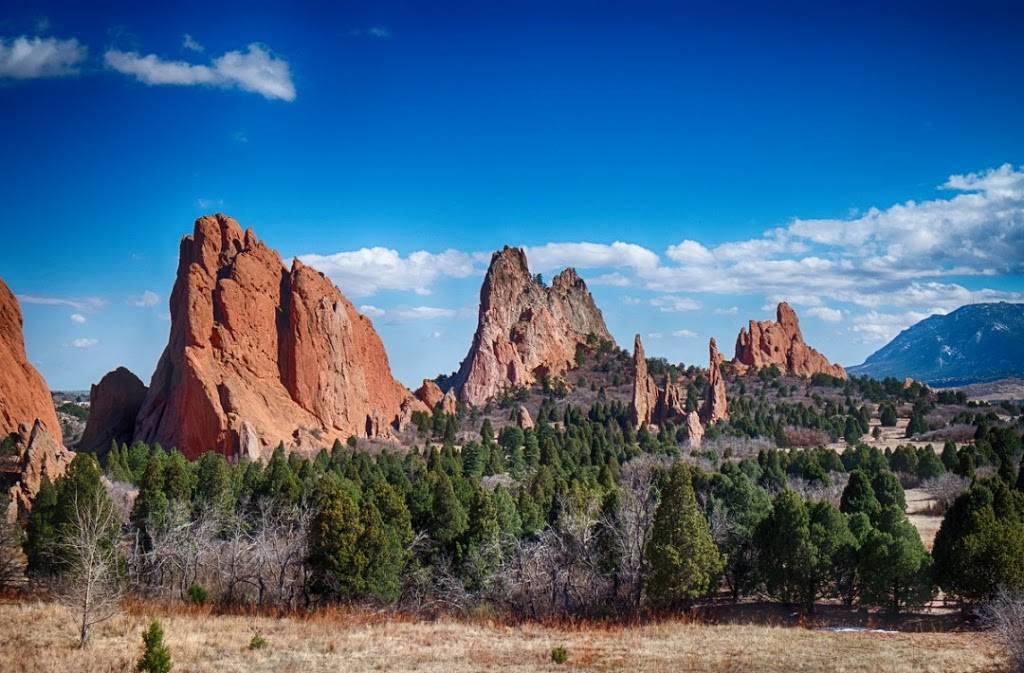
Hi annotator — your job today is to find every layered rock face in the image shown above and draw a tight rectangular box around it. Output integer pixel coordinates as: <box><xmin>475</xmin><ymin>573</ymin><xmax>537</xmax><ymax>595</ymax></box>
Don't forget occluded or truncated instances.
<box><xmin>78</xmin><ymin>367</ymin><xmax>147</xmax><ymax>457</ymax></box>
<box><xmin>134</xmin><ymin>215</ymin><xmax>423</xmax><ymax>460</ymax></box>
<box><xmin>701</xmin><ymin>338</ymin><xmax>729</xmax><ymax>424</ymax></box>
<box><xmin>5</xmin><ymin>420</ymin><xmax>73</xmax><ymax>521</ymax></box>
<box><xmin>454</xmin><ymin>247</ymin><xmax>613</xmax><ymax>406</ymax></box>
<box><xmin>733</xmin><ymin>302</ymin><xmax>847</xmax><ymax>379</ymax></box>
<box><xmin>0</xmin><ymin>278</ymin><xmax>62</xmax><ymax>445</ymax></box>
<box><xmin>0</xmin><ymin>280</ymin><xmax>72</xmax><ymax>520</ymax></box>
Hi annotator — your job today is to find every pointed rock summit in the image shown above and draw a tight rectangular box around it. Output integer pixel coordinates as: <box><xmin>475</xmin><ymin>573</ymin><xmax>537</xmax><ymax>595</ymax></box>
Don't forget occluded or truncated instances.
<box><xmin>630</xmin><ymin>334</ymin><xmax>660</xmax><ymax>428</ymax></box>
<box><xmin>733</xmin><ymin>302</ymin><xmax>846</xmax><ymax>379</ymax></box>
<box><xmin>454</xmin><ymin>246</ymin><xmax>613</xmax><ymax>406</ymax></box>
<box><xmin>414</xmin><ymin>379</ymin><xmax>446</xmax><ymax>410</ymax></box>
<box><xmin>0</xmin><ymin>278</ymin><xmax>62</xmax><ymax>445</ymax></box>
<box><xmin>701</xmin><ymin>338</ymin><xmax>729</xmax><ymax>424</ymax></box>
<box><xmin>133</xmin><ymin>214</ymin><xmax>424</xmax><ymax>460</ymax></box>
<box><xmin>78</xmin><ymin>367</ymin><xmax>147</xmax><ymax>458</ymax></box>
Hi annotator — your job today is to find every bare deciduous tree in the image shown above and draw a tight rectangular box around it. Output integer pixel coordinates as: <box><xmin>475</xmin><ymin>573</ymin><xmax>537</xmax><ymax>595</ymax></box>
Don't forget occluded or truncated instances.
<box><xmin>981</xmin><ymin>587</ymin><xmax>1024</xmax><ymax>673</ymax></box>
<box><xmin>56</xmin><ymin>492</ymin><xmax>123</xmax><ymax>647</ymax></box>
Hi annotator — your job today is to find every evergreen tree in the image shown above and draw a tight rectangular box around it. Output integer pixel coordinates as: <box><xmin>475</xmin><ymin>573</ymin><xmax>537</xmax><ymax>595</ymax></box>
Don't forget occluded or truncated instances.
<box><xmin>755</xmin><ymin>490</ymin><xmax>816</xmax><ymax>608</ymax></box>
<box><xmin>871</xmin><ymin>470</ymin><xmax>906</xmax><ymax>511</ymax></box>
<box><xmin>645</xmin><ymin>463</ymin><xmax>724</xmax><ymax>608</ymax></box>
<box><xmin>840</xmin><ymin>470</ymin><xmax>881</xmax><ymax>520</ymax></box>
<box><xmin>879</xmin><ymin>403</ymin><xmax>898</xmax><ymax>427</ymax></box>
<box><xmin>23</xmin><ymin>476</ymin><xmax>59</xmax><ymax>575</ymax></box>
<box><xmin>136</xmin><ymin>620</ymin><xmax>172</xmax><ymax>673</ymax></box>
<box><xmin>307</xmin><ymin>474</ymin><xmax>364</xmax><ymax>598</ymax></box>
<box><xmin>857</xmin><ymin>506</ymin><xmax>933</xmax><ymax>612</ymax></box>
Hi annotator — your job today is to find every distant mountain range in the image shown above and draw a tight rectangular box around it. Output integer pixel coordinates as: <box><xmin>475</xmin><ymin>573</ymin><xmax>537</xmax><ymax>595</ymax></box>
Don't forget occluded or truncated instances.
<box><xmin>848</xmin><ymin>302</ymin><xmax>1024</xmax><ymax>386</ymax></box>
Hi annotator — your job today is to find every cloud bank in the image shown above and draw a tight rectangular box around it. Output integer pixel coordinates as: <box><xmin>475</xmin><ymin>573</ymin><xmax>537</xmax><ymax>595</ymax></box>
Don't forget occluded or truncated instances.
<box><xmin>0</xmin><ymin>35</ymin><xmax>86</xmax><ymax>79</ymax></box>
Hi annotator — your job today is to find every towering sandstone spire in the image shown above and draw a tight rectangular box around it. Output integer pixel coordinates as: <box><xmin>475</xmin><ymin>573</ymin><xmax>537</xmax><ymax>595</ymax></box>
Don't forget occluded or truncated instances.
<box><xmin>733</xmin><ymin>302</ymin><xmax>846</xmax><ymax>379</ymax></box>
<box><xmin>453</xmin><ymin>246</ymin><xmax>613</xmax><ymax>406</ymax></box>
<box><xmin>701</xmin><ymin>337</ymin><xmax>729</xmax><ymax>424</ymax></box>
<box><xmin>133</xmin><ymin>215</ymin><xmax>424</xmax><ymax>460</ymax></box>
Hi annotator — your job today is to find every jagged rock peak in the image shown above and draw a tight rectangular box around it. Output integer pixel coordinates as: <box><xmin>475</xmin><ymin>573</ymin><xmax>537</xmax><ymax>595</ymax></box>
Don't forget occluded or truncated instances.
<box><xmin>133</xmin><ymin>214</ymin><xmax>425</xmax><ymax>460</ymax></box>
<box><xmin>701</xmin><ymin>337</ymin><xmax>729</xmax><ymax>424</ymax></box>
<box><xmin>78</xmin><ymin>367</ymin><xmax>147</xmax><ymax>458</ymax></box>
<box><xmin>0</xmin><ymin>277</ymin><xmax>62</xmax><ymax>446</ymax></box>
<box><xmin>454</xmin><ymin>246</ymin><xmax>613</xmax><ymax>406</ymax></box>
<box><xmin>733</xmin><ymin>302</ymin><xmax>847</xmax><ymax>379</ymax></box>
<box><xmin>5</xmin><ymin>420</ymin><xmax>73</xmax><ymax>522</ymax></box>
<box><xmin>630</xmin><ymin>334</ymin><xmax>658</xmax><ymax>429</ymax></box>
<box><xmin>414</xmin><ymin>379</ymin><xmax>445</xmax><ymax>410</ymax></box>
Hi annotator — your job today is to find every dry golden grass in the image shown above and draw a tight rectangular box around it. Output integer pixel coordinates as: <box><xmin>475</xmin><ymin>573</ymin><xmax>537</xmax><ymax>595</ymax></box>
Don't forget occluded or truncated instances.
<box><xmin>905</xmin><ymin>488</ymin><xmax>944</xmax><ymax>551</ymax></box>
<box><xmin>0</xmin><ymin>598</ymin><xmax>1001</xmax><ymax>673</ymax></box>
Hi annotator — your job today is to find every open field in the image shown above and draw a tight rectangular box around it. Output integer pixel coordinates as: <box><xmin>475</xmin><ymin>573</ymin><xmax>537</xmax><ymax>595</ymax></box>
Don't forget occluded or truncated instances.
<box><xmin>0</xmin><ymin>599</ymin><xmax>1001</xmax><ymax>673</ymax></box>
<box><xmin>905</xmin><ymin>488</ymin><xmax>943</xmax><ymax>551</ymax></box>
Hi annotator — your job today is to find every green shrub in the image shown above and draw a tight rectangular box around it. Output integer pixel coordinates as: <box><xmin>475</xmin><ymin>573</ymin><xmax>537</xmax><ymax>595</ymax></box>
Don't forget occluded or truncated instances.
<box><xmin>136</xmin><ymin>620</ymin><xmax>172</xmax><ymax>673</ymax></box>
<box><xmin>550</xmin><ymin>646</ymin><xmax>568</xmax><ymax>664</ymax></box>
<box><xmin>187</xmin><ymin>584</ymin><xmax>208</xmax><ymax>605</ymax></box>
<box><xmin>249</xmin><ymin>631</ymin><xmax>268</xmax><ymax>650</ymax></box>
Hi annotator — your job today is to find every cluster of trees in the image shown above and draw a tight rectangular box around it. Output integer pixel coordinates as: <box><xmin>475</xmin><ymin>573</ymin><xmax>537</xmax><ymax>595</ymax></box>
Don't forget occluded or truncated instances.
<box><xmin>11</xmin><ymin>390</ymin><xmax>1024</xmax><ymax>624</ymax></box>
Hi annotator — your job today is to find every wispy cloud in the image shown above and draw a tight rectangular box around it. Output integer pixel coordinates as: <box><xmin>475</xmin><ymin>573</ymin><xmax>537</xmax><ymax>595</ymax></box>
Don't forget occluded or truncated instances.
<box><xmin>70</xmin><ymin>337</ymin><xmax>98</xmax><ymax>348</ymax></box>
<box><xmin>128</xmin><ymin>290</ymin><xmax>159</xmax><ymax>307</ymax></box>
<box><xmin>649</xmin><ymin>296</ymin><xmax>702</xmax><ymax>312</ymax></box>
<box><xmin>182</xmin><ymin>34</ymin><xmax>204</xmax><ymax>52</ymax></box>
<box><xmin>806</xmin><ymin>306</ymin><xmax>843</xmax><ymax>323</ymax></box>
<box><xmin>0</xmin><ymin>35</ymin><xmax>86</xmax><ymax>79</ymax></box>
<box><xmin>672</xmin><ymin>329</ymin><xmax>698</xmax><ymax>338</ymax></box>
<box><xmin>105</xmin><ymin>43</ymin><xmax>296</xmax><ymax>101</ymax></box>
<box><xmin>524</xmin><ymin>241</ymin><xmax>660</xmax><ymax>273</ymax></box>
<box><xmin>351</xmin><ymin>27</ymin><xmax>391</xmax><ymax>39</ymax></box>
<box><xmin>69</xmin><ymin>313</ymin><xmax>86</xmax><ymax>324</ymax></box>
<box><xmin>18</xmin><ymin>295</ymin><xmax>106</xmax><ymax>311</ymax></box>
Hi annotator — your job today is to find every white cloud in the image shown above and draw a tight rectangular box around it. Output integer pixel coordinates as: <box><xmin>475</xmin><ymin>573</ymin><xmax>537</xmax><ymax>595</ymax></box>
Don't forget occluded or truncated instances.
<box><xmin>128</xmin><ymin>290</ymin><xmax>159</xmax><ymax>307</ymax></box>
<box><xmin>71</xmin><ymin>337</ymin><xmax>98</xmax><ymax>348</ymax></box>
<box><xmin>806</xmin><ymin>306</ymin><xmax>843</xmax><ymax>322</ymax></box>
<box><xmin>850</xmin><ymin>310</ymin><xmax>932</xmax><ymax>344</ymax></box>
<box><xmin>69</xmin><ymin>313</ymin><xmax>86</xmax><ymax>324</ymax></box>
<box><xmin>105</xmin><ymin>43</ymin><xmax>296</xmax><ymax>101</ymax></box>
<box><xmin>0</xmin><ymin>35</ymin><xmax>86</xmax><ymax>79</ymax></box>
<box><xmin>589</xmin><ymin>272</ymin><xmax>633</xmax><ymax>287</ymax></box>
<box><xmin>665</xmin><ymin>240</ymin><xmax>715</xmax><ymax>265</ymax></box>
<box><xmin>195</xmin><ymin>198</ymin><xmax>224</xmax><ymax>210</ymax></box>
<box><xmin>391</xmin><ymin>306</ymin><xmax>456</xmax><ymax>321</ymax></box>
<box><xmin>672</xmin><ymin>329</ymin><xmax>698</xmax><ymax>338</ymax></box>
<box><xmin>524</xmin><ymin>241</ymin><xmax>660</xmax><ymax>273</ymax></box>
<box><xmin>359</xmin><ymin>304</ymin><xmax>386</xmax><ymax>318</ymax></box>
<box><xmin>647</xmin><ymin>332</ymin><xmax>663</xmax><ymax>339</ymax></box>
<box><xmin>300</xmin><ymin>247</ymin><xmax>477</xmax><ymax>297</ymax></box>
<box><xmin>18</xmin><ymin>295</ymin><xmax>106</xmax><ymax>311</ymax></box>
<box><xmin>713</xmin><ymin>306</ymin><xmax>739</xmax><ymax>315</ymax></box>
<box><xmin>182</xmin><ymin>34</ymin><xmax>204</xmax><ymax>52</ymax></box>
<box><xmin>650</xmin><ymin>295</ymin><xmax>701</xmax><ymax>312</ymax></box>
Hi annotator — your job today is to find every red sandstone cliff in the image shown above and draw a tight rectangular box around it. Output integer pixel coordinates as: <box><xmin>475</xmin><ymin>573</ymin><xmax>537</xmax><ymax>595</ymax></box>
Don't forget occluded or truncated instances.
<box><xmin>78</xmin><ymin>367</ymin><xmax>147</xmax><ymax>457</ymax></box>
<box><xmin>133</xmin><ymin>215</ymin><xmax>424</xmax><ymax>460</ymax></box>
<box><xmin>454</xmin><ymin>247</ymin><xmax>613</xmax><ymax>406</ymax></box>
<box><xmin>733</xmin><ymin>302</ymin><xmax>847</xmax><ymax>379</ymax></box>
<box><xmin>0</xmin><ymin>278</ymin><xmax>62</xmax><ymax>445</ymax></box>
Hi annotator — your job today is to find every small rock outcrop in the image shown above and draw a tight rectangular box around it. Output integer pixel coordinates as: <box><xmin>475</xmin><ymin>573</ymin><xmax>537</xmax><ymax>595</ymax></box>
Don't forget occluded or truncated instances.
<box><xmin>685</xmin><ymin>411</ymin><xmax>704</xmax><ymax>448</ymax></box>
<box><xmin>0</xmin><ymin>278</ymin><xmax>62</xmax><ymax>446</ymax></box>
<box><xmin>414</xmin><ymin>379</ymin><xmax>445</xmax><ymax>410</ymax></box>
<box><xmin>515</xmin><ymin>404</ymin><xmax>535</xmax><ymax>430</ymax></box>
<box><xmin>454</xmin><ymin>247</ymin><xmax>613</xmax><ymax>406</ymax></box>
<box><xmin>5</xmin><ymin>420</ymin><xmax>73</xmax><ymax>522</ymax></box>
<box><xmin>733</xmin><ymin>302</ymin><xmax>847</xmax><ymax>379</ymax></box>
<box><xmin>440</xmin><ymin>389</ymin><xmax>458</xmax><ymax>416</ymax></box>
<box><xmin>701</xmin><ymin>338</ymin><xmax>729</xmax><ymax>425</ymax></box>
<box><xmin>133</xmin><ymin>215</ymin><xmax>424</xmax><ymax>460</ymax></box>
<box><xmin>78</xmin><ymin>367</ymin><xmax>147</xmax><ymax>458</ymax></box>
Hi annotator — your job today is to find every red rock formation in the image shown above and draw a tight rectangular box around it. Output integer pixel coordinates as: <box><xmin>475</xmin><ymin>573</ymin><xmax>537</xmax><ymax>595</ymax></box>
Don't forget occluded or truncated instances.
<box><xmin>454</xmin><ymin>247</ymin><xmax>613</xmax><ymax>406</ymax></box>
<box><xmin>78</xmin><ymin>367</ymin><xmax>147</xmax><ymax>457</ymax></box>
<box><xmin>440</xmin><ymin>389</ymin><xmax>458</xmax><ymax>416</ymax></box>
<box><xmin>685</xmin><ymin>411</ymin><xmax>704</xmax><ymax>448</ymax></box>
<box><xmin>515</xmin><ymin>404</ymin><xmax>535</xmax><ymax>430</ymax></box>
<box><xmin>414</xmin><ymin>379</ymin><xmax>445</xmax><ymax>410</ymax></box>
<box><xmin>701</xmin><ymin>338</ymin><xmax>729</xmax><ymax>424</ymax></box>
<box><xmin>0</xmin><ymin>278</ymin><xmax>62</xmax><ymax>445</ymax></box>
<box><xmin>133</xmin><ymin>215</ymin><xmax>424</xmax><ymax>460</ymax></box>
<box><xmin>733</xmin><ymin>302</ymin><xmax>847</xmax><ymax>379</ymax></box>
<box><xmin>5</xmin><ymin>420</ymin><xmax>73</xmax><ymax>521</ymax></box>
<box><xmin>630</xmin><ymin>334</ymin><xmax>660</xmax><ymax>428</ymax></box>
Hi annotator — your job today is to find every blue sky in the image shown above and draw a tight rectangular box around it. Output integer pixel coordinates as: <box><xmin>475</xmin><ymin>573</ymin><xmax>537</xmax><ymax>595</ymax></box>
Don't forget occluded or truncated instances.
<box><xmin>2</xmin><ymin>1</ymin><xmax>1023</xmax><ymax>390</ymax></box>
